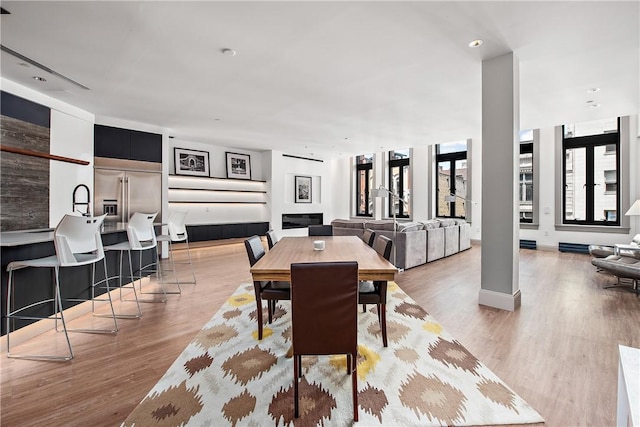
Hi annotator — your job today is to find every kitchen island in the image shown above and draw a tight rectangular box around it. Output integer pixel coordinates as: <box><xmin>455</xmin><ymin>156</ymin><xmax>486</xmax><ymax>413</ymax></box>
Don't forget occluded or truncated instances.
<box><xmin>1</xmin><ymin>222</ymin><xmax>162</xmax><ymax>335</ymax></box>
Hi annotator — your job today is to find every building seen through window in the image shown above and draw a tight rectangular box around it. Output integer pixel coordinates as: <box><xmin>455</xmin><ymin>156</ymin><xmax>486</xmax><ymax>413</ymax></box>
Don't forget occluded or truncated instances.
<box><xmin>389</xmin><ymin>149</ymin><xmax>410</xmax><ymax>218</ymax></box>
<box><xmin>355</xmin><ymin>154</ymin><xmax>373</xmax><ymax>216</ymax></box>
<box><xmin>562</xmin><ymin>117</ymin><xmax>619</xmax><ymax>225</ymax></box>
<box><xmin>436</xmin><ymin>141</ymin><xmax>467</xmax><ymax>218</ymax></box>
<box><xmin>519</xmin><ymin>130</ymin><xmax>534</xmax><ymax>223</ymax></box>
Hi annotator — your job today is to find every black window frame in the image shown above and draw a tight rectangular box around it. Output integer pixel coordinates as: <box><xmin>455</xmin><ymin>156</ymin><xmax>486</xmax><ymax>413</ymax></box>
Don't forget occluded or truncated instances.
<box><xmin>355</xmin><ymin>159</ymin><xmax>373</xmax><ymax>217</ymax></box>
<box><xmin>519</xmin><ymin>142</ymin><xmax>534</xmax><ymax>224</ymax></box>
<box><xmin>435</xmin><ymin>147</ymin><xmax>467</xmax><ymax>219</ymax></box>
<box><xmin>388</xmin><ymin>152</ymin><xmax>410</xmax><ymax>219</ymax></box>
<box><xmin>561</xmin><ymin>118</ymin><xmax>620</xmax><ymax>226</ymax></box>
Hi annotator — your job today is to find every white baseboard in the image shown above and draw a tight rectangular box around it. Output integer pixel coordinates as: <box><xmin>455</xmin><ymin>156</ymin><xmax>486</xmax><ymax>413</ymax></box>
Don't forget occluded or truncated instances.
<box><xmin>478</xmin><ymin>288</ymin><xmax>522</xmax><ymax>311</ymax></box>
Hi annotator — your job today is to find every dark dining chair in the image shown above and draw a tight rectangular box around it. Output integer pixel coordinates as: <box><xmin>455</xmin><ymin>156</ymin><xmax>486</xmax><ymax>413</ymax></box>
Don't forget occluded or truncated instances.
<box><xmin>308</xmin><ymin>224</ymin><xmax>333</xmax><ymax>236</ymax></box>
<box><xmin>291</xmin><ymin>261</ymin><xmax>359</xmax><ymax>421</ymax></box>
<box><xmin>244</xmin><ymin>235</ymin><xmax>290</xmax><ymax>339</ymax></box>
<box><xmin>359</xmin><ymin>235</ymin><xmax>393</xmax><ymax>347</ymax></box>
<box><xmin>265</xmin><ymin>229</ymin><xmax>279</xmax><ymax>250</ymax></box>
<box><xmin>362</xmin><ymin>228</ymin><xmax>376</xmax><ymax>247</ymax></box>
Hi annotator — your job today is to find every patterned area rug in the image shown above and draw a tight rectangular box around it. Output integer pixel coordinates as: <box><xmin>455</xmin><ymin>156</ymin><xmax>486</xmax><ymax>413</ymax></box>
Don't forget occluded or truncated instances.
<box><xmin>122</xmin><ymin>282</ymin><xmax>544</xmax><ymax>426</ymax></box>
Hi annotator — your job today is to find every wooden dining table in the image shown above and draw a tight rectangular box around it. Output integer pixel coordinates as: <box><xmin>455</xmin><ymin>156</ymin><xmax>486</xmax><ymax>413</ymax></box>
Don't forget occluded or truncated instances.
<box><xmin>250</xmin><ymin>235</ymin><xmax>397</xmax><ymax>282</ymax></box>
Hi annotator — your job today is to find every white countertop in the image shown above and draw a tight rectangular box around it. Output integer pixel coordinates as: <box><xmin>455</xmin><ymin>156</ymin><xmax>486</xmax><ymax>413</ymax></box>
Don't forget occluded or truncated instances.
<box><xmin>0</xmin><ymin>222</ymin><xmax>159</xmax><ymax>247</ymax></box>
<box><xmin>618</xmin><ymin>345</ymin><xmax>639</xmax><ymax>426</ymax></box>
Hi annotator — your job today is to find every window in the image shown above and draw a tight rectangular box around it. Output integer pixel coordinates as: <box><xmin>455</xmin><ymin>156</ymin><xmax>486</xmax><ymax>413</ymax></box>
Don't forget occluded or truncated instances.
<box><xmin>604</xmin><ymin>170</ymin><xmax>616</xmax><ymax>193</ymax></box>
<box><xmin>436</xmin><ymin>141</ymin><xmax>467</xmax><ymax>218</ymax></box>
<box><xmin>519</xmin><ymin>130</ymin><xmax>534</xmax><ymax>223</ymax></box>
<box><xmin>562</xmin><ymin>118</ymin><xmax>619</xmax><ymax>225</ymax></box>
<box><xmin>355</xmin><ymin>154</ymin><xmax>373</xmax><ymax>217</ymax></box>
<box><xmin>389</xmin><ymin>149</ymin><xmax>410</xmax><ymax>218</ymax></box>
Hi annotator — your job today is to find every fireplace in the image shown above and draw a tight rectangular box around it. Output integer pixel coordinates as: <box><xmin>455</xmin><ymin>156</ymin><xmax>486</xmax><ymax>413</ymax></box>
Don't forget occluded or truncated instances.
<box><xmin>282</xmin><ymin>213</ymin><xmax>323</xmax><ymax>229</ymax></box>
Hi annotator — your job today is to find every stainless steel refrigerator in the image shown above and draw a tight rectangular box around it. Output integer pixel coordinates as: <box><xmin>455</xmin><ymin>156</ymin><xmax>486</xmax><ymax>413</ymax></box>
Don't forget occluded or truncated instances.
<box><xmin>94</xmin><ymin>158</ymin><xmax>162</xmax><ymax>223</ymax></box>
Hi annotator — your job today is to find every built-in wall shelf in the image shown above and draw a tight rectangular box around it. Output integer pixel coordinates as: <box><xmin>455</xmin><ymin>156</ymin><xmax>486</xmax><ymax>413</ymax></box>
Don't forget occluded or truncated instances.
<box><xmin>169</xmin><ymin>187</ymin><xmax>266</xmax><ymax>194</ymax></box>
<box><xmin>167</xmin><ymin>175</ymin><xmax>268</xmax><ymax>225</ymax></box>
<box><xmin>169</xmin><ymin>201</ymin><xmax>267</xmax><ymax>204</ymax></box>
<box><xmin>168</xmin><ymin>174</ymin><xmax>266</xmax><ymax>183</ymax></box>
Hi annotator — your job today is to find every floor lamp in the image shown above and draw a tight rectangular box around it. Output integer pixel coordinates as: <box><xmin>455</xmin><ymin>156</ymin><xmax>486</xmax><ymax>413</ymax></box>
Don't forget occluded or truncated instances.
<box><xmin>445</xmin><ymin>192</ymin><xmax>478</xmax><ymax>217</ymax></box>
<box><xmin>370</xmin><ymin>186</ymin><xmax>407</xmax><ymax>268</ymax></box>
<box><xmin>626</xmin><ymin>199</ymin><xmax>640</xmax><ymax>233</ymax></box>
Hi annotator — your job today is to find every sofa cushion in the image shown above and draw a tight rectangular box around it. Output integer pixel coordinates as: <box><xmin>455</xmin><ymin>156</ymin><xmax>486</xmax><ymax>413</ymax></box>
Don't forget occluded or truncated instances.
<box><xmin>331</xmin><ymin>219</ymin><xmax>366</xmax><ymax>229</ymax></box>
<box><xmin>365</xmin><ymin>220</ymin><xmax>396</xmax><ymax>231</ymax></box>
<box><xmin>425</xmin><ymin>227</ymin><xmax>445</xmax><ymax>262</ymax></box>
<box><xmin>444</xmin><ymin>225</ymin><xmax>460</xmax><ymax>256</ymax></box>
<box><xmin>420</xmin><ymin>220</ymin><xmax>441</xmax><ymax>229</ymax></box>
<box><xmin>437</xmin><ymin>218</ymin><xmax>456</xmax><ymax>227</ymax></box>
<box><xmin>398</xmin><ymin>222</ymin><xmax>423</xmax><ymax>232</ymax></box>
<box><xmin>459</xmin><ymin>222</ymin><xmax>471</xmax><ymax>251</ymax></box>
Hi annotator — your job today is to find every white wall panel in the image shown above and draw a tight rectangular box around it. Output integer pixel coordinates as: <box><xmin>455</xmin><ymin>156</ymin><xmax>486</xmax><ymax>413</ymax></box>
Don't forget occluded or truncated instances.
<box><xmin>49</xmin><ymin>110</ymin><xmax>94</xmax><ymax>225</ymax></box>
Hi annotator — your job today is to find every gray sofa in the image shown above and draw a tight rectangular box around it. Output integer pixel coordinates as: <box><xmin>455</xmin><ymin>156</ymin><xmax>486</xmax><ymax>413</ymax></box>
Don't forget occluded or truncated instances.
<box><xmin>331</xmin><ymin>218</ymin><xmax>471</xmax><ymax>269</ymax></box>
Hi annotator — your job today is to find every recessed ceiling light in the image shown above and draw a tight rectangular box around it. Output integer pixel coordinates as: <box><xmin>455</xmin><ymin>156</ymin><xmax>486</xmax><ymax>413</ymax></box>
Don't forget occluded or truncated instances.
<box><xmin>587</xmin><ymin>87</ymin><xmax>600</xmax><ymax>93</ymax></box>
<box><xmin>32</xmin><ymin>76</ymin><xmax>46</xmax><ymax>82</ymax></box>
<box><xmin>221</xmin><ymin>48</ymin><xmax>236</xmax><ymax>56</ymax></box>
<box><xmin>589</xmin><ymin>103</ymin><xmax>601</xmax><ymax>108</ymax></box>
<box><xmin>586</xmin><ymin>100</ymin><xmax>594</xmax><ymax>104</ymax></box>
<box><xmin>468</xmin><ymin>39</ymin><xmax>483</xmax><ymax>48</ymax></box>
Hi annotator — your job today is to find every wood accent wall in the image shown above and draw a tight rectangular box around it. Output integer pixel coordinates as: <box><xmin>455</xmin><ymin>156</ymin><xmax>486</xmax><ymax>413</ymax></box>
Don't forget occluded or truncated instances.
<box><xmin>0</xmin><ymin>115</ymin><xmax>50</xmax><ymax>231</ymax></box>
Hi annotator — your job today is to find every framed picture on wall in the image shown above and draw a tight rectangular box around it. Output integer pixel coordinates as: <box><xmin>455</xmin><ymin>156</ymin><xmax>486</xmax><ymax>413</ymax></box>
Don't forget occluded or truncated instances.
<box><xmin>226</xmin><ymin>152</ymin><xmax>252</xmax><ymax>180</ymax></box>
<box><xmin>174</xmin><ymin>148</ymin><xmax>210</xmax><ymax>177</ymax></box>
<box><xmin>295</xmin><ymin>175</ymin><xmax>312</xmax><ymax>203</ymax></box>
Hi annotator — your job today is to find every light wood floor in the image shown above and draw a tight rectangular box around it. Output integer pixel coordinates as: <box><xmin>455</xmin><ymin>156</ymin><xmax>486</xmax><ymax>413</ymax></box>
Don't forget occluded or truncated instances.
<box><xmin>1</xmin><ymin>241</ymin><xmax>639</xmax><ymax>426</ymax></box>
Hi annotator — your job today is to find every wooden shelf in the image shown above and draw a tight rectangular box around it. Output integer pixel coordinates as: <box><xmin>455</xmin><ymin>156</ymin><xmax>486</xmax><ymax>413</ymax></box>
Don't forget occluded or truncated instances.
<box><xmin>168</xmin><ymin>201</ymin><xmax>266</xmax><ymax>204</ymax></box>
<box><xmin>168</xmin><ymin>174</ymin><xmax>268</xmax><ymax>206</ymax></box>
<box><xmin>169</xmin><ymin>187</ymin><xmax>266</xmax><ymax>194</ymax></box>
<box><xmin>168</xmin><ymin>174</ymin><xmax>266</xmax><ymax>183</ymax></box>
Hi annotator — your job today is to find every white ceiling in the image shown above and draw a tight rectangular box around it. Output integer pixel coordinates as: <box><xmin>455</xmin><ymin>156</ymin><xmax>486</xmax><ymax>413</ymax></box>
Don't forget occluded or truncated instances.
<box><xmin>1</xmin><ymin>1</ymin><xmax>638</xmax><ymax>159</ymax></box>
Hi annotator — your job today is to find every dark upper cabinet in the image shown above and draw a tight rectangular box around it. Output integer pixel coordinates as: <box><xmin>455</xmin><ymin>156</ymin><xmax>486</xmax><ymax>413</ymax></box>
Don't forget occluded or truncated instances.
<box><xmin>130</xmin><ymin>130</ymin><xmax>162</xmax><ymax>163</ymax></box>
<box><xmin>94</xmin><ymin>125</ymin><xmax>162</xmax><ymax>163</ymax></box>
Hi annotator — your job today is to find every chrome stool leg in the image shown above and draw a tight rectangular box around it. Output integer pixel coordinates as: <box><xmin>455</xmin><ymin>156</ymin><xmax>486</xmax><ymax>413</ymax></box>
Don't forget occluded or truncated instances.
<box><xmin>65</xmin><ymin>258</ymin><xmax>119</xmax><ymax>333</ymax></box>
<box><xmin>132</xmin><ymin>247</ymin><xmax>170</xmax><ymax>302</ymax></box>
<box><xmin>6</xmin><ymin>266</ymin><xmax>74</xmax><ymax>361</ymax></box>
<box><xmin>109</xmin><ymin>249</ymin><xmax>144</xmax><ymax>318</ymax></box>
<box><xmin>156</xmin><ymin>242</ymin><xmax>185</xmax><ymax>292</ymax></box>
<box><xmin>183</xmin><ymin>238</ymin><xmax>197</xmax><ymax>285</ymax></box>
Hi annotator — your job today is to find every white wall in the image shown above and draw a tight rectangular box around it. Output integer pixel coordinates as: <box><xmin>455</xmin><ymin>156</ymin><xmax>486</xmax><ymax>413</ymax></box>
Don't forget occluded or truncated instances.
<box><xmin>330</xmin><ymin>156</ymin><xmax>351</xmax><ymax>221</ymax></box>
<box><xmin>269</xmin><ymin>151</ymin><xmax>333</xmax><ymax>237</ymax></box>
<box><xmin>521</xmin><ymin>115</ymin><xmax>639</xmax><ymax>248</ymax></box>
<box><xmin>49</xmin><ymin>110</ymin><xmax>94</xmax><ymax>225</ymax></box>
<box><xmin>411</xmin><ymin>146</ymin><xmax>430</xmax><ymax>222</ymax></box>
<box><xmin>166</xmin><ymin>138</ymin><xmax>268</xmax><ymax>225</ymax></box>
<box><xmin>330</xmin><ymin>116</ymin><xmax>639</xmax><ymax>248</ymax></box>
<box><xmin>1</xmin><ymin>79</ymin><xmax>95</xmax><ymax>227</ymax></box>
<box><xmin>167</xmin><ymin>139</ymin><xmax>264</xmax><ymax>181</ymax></box>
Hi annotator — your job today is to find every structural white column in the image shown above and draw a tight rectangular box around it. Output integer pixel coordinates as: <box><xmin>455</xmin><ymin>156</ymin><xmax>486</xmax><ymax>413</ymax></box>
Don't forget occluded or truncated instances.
<box><xmin>479</xmin><ymin>52</ymin><xmax>521</xmax><ymax>311</ymax></box>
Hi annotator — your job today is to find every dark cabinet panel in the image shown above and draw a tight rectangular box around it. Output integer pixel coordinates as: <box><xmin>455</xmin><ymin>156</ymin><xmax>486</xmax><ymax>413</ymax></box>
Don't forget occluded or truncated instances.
<box><xmin>94</xmin><ymin>125</ymin><xmax>161</xmax><ymax>163</ymax></box>
<box><xmin>94</xmin><ymin>125</ymin><xmax>131</xmax><ymax>159</ymax></box>
<box><xmin>186</xmin><ymin>222</ymin><xmax>268</xmax><ymax>243</ymax></box>
<box><xmin>130</xmin><ymin>130</ymin><xmax>162</xmax><ymax>163</ymax></box>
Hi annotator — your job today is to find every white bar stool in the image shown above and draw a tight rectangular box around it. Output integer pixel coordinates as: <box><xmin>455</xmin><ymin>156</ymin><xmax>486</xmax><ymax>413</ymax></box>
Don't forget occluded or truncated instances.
<box><xmin>5</xmin><ymin>213</ymin><xmax>117</xmax><ymax>361</ymax></box>
<box><xmin>156</xmin><ymin>211</ymin><xmax>196</xmax><ymax>286</ymax></box>
<box><xmin>104</xmin><ymin>212</ymin><xmax>172</xmax><ymax>310</ymax></box>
